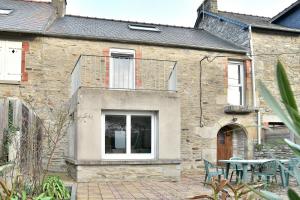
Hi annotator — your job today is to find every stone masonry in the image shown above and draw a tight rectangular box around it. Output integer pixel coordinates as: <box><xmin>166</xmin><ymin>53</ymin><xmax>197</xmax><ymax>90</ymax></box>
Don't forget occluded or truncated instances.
<box><xmin>0</xmin><ymin>32</ymin><xmax>256</xmax><ymax>175</ymax></box>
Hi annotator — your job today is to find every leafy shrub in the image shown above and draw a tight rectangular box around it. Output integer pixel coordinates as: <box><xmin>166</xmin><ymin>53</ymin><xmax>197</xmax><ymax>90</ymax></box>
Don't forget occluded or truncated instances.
<box><xmin>42</xmin><ymin>176</ymin><xmax>70</xmax><ymax>200</ymax></box>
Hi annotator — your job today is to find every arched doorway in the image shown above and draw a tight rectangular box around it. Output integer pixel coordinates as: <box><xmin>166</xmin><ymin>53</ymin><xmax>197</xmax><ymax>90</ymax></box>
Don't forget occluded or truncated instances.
<box><xmin>217</xmin><ymin>124</ymin><xmax>248</xmax><ymax>164</ymax></box>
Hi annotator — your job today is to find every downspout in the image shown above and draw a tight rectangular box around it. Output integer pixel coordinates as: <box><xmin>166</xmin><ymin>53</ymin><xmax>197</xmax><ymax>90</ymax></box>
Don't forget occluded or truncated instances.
<box><xmin>248</xmin><ymin>25</ymin><xmax>261</xmax><ymax>144</ymax></box>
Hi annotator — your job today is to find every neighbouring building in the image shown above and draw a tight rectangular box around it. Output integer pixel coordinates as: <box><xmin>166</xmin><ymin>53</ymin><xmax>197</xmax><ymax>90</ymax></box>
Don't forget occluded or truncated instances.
<box><xmin>196</xmin><ymin>0</ymin><xmax>300</xmax><ymax>158</ymax></box>
<box><xmin>0</xmin><ymin>0</ymin><xmax>298</xmax><ymax>182</ymax></box>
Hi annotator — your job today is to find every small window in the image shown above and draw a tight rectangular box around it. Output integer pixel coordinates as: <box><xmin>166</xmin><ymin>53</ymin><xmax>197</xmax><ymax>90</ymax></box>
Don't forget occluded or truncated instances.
<box><xmin>102</xmin><ymin>111</ymin><xmax>156</xmax><ymax>160</ymax></box>
<box><xmin>128</xmin><ymin>24</ymin><xmax>160</xmax><ymax>32</ymax></box>
<box><xmin>109</xmin><ymin>49</ymin><xmax>135</xmax><ymax>89</ymax></box>
<box><xmin>227</xmin><ymin>61</ymin><xmax>245</xmax><ymax>106</ymax></box>
<box><xmin>0</xmin><ymin>9</ymin><xmax>13</xmax><ymax>15</ymax></box>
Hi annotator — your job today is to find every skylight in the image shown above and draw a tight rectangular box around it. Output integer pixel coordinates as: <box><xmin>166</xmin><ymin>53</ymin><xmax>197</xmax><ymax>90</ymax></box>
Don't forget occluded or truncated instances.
<box><xmin>0</xmin><ymin>9</ymin><xmax>13</xmax><ymax>15</ymax></box>
<box><xmin>128</xmin><ymin>24</ymin><xmax>160</xmax><ymax>32</ymax></box>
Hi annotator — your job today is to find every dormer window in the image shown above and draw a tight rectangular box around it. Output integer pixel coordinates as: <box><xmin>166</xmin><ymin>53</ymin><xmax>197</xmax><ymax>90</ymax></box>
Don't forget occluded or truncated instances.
<box><xmin>0</xmin><ymin>9</ymin><xmax>13</xmax><ymax>15</ymax></box>
<box><xmin>128</xmin><ymin>24</ymin><xmax>160</xmax><ymax>32</ymax></box>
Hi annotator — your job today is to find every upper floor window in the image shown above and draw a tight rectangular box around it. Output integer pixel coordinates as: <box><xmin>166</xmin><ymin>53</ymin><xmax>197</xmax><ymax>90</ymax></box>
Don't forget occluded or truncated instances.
<box><xmin>227</xmin><ymin>61</ymin><xmax>245</xmax><ymax>106</ymax></box>
<box><xmin>0</xmin><ymin>41</ymin><xmax>22</xmax><ymax>82</ymax></box>
<box><xmin>109</xmin><ymin>49</ymin><xmax>135</xmax><ymax>89</ymax></box>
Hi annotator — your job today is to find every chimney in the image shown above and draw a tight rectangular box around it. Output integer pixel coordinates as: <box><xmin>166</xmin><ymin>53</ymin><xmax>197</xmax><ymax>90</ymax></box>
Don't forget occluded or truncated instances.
<box><xmin>52</xmin><ymin>0</ymin><xmax>66</xmax><ymax>17</ymax></box>
<box><xmin>197</xmin><ymin>0</ymin><xmax>218</xmax><ymax>13</ymax></box>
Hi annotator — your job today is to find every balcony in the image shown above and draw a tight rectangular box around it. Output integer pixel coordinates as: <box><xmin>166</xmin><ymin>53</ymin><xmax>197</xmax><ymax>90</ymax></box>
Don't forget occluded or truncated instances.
<box><xmin>68</xmin><ymin>55</ymin><xmax>181</xmax><ymax>179</ymax></box>
<box><xmin>71</xmin><ymin>55</ymin><xmax>177</xmax><ymax>95</ymax></box>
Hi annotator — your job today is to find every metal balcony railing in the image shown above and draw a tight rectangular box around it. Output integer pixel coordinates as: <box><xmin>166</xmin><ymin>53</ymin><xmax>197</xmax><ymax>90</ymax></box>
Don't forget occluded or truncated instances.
<box><xmin>71</xmin><ymin>55</ymin><xmax>177</xmax><ymax>95</ymax></box>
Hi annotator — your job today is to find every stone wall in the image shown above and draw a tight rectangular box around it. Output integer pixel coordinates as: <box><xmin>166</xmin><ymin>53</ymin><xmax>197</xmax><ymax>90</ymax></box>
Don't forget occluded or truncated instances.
<box><xmin>77</xmin><ymin>164</ymin><xmax>180</xmax><ymax>182</ymax></box>
<box><xmin>0</xmin><ymin>33</ymin><xmax>256</xmax><ymax>175</ymax></box>
<box><xmin>232</xmin><ymin>131</ymin><xmax>248</xmax><ymax>159</ymax></box>
<box><xmin>252</xmin><ymin>30</ymin><xmax>300</xmax><ymax>124</ymax></box>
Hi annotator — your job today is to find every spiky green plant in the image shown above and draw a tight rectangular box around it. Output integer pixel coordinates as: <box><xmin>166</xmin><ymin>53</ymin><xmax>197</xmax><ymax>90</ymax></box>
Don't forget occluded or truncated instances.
<box><xmin>258</xmin><ymin>60</ymin><xmax>300</xmax><ymax>199</ymax></box>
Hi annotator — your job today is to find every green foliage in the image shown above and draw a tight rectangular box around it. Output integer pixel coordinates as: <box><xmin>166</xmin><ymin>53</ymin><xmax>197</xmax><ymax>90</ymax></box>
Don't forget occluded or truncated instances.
<box><xmin>258</xmin><ymin>60</ymin><xmax>300</xmax><ymax>199</ymax></box>
<box><xmin>226</xmin><ymin>182</ymin><xmax>263</xmax><ymax>200</ymax></box>
<box><xmin>255</xmin><ymin>143</ymin><xmax>264</xmax><ymax>151</ymax></box>
<box><xmin>42</xmin><ymin>176</ymin><xmax>70</xmax><ymax>200</ymax></box>
<box><xmin>288</xmin><ymin>188</ymin><xmax>300</xmax><ymax>200</ymax></box>
<box><xmin>191</xmin><ymin>178</ymin><xmax>263</xmax><ymax>199</ymax></box>
<box><xmin>259</xmin><ymin>190</ymin><xmax>281</xmax><ymax>200</ymax></box>
<box><xmin>33</xmin><ymin>193</ymin><xmax>52</xmax><ymax>200</ymax></box>
<box><xmin>21</xmin><ymin>191</ymin><xmax>26</xmax><ymax>200</ymax></box>
<box><xmin>2</xmin><ymin>101</ymin><xmax>19</xmax><ymax>163</ymax></box>
<box><xmin>276</xmin><ymin>61</ymin><xmax>299</xmax><ymax>122</ymax></box>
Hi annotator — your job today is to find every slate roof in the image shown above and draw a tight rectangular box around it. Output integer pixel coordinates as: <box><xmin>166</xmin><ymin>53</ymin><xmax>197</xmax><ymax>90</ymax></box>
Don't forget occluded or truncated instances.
<box><xmin>0</xmin><ymin>0</ymin><xmax>55</xmax><ymax>33</ymax></box>
<box><xmin>217</xmin><ymin>11</ymin><xmax>300</xmax><ymax>33</ymax></box>
<box><xmin>0</xmin><ymin>0</ymin><xmax>246</xmax><ymax>53</ymax></box>
<box><xmin>46</xmin><ymin>15</ymin><xmax>246</xmax><ymax>53</ymax></box>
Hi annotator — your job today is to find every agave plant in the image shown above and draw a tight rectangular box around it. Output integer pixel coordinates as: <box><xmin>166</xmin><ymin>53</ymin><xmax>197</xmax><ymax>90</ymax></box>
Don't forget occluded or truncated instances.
<box><xmin>258</xmin><ymin>60</ymin><xmax>300</xmax><ymax>199</ymax></box>
<box><xmin>190</xmin><ymin>177</ymin><xmax>229</xmax><ymax>200</ymax></box>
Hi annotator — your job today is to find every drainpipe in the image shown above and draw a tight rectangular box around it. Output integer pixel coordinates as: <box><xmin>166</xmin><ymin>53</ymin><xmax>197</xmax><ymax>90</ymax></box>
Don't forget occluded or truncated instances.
<box><xmin>248</xmin><ymin>25</ymin><xmax>261</xmax><ymax>144</ymax></box>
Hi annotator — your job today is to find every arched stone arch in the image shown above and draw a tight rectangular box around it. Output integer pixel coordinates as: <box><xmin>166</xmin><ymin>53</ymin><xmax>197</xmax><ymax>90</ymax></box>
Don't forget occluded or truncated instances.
<box><xmin>217</xmin><ymin>123</ymin><xmax>248</xmax><ymax>162</ymax></box>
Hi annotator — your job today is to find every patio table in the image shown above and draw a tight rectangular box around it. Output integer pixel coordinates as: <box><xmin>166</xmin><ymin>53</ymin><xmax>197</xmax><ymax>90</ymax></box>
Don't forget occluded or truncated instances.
<box><xmin>218</xmin><ymin>159</ymin><xmax>289</xmax><ymax>186</ymax></box>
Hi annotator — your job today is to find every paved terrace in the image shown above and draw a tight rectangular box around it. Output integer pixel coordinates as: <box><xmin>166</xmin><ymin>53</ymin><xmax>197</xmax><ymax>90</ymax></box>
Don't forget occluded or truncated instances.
<box><xmin>76</xmin><ymin>176</ymin><xmax>208</xmax><ymax>200</ymax></box>
<box><xmin>72</xmin><ymin>175</ymin><xmax>300</xmax><ymax>200</ymax></box>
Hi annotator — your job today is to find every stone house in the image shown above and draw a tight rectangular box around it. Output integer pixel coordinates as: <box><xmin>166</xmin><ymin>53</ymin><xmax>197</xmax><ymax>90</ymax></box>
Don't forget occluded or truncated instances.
<box><xmin>196</xmin><ymin>0</ymin><xmax>300</xmax><ymax>158</ymax></box>
<box><xmin>0</xmin><ymin>0</ymin><xmax>298</xmax><ymax>181</ymax></box>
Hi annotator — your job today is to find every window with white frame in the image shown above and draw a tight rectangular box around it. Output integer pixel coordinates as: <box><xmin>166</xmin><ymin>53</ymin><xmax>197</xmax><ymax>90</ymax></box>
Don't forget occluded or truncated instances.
<box><xmin>227</xmin><ymin>61</ymin><xmax>245</xmax><ymax>106</ymax></box>
<box><xmin>101</xmin><ymin>111</ymin><xmax>155</xmax><ymax>160</ymax></box>
<box><xmin>109</xmin><ymin>49</ymin><xmax>135</xmax><ymax>89</ymax></box>
<box><xmin>0</xmin><ymin>41</ymin><xmax>22</xmax><ymax>81</ymax></box>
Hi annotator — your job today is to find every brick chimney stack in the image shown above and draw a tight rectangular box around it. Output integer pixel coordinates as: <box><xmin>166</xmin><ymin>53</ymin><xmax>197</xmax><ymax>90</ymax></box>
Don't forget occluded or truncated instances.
<box><xmin>51</xmin><ymin>0</ymin><xmax>66</xmax><ymax>17</ymax></box>
<box><xmin>197</xmin><ymin>0</ymin><xmax>218</xmax><ymax>13</ymax></box>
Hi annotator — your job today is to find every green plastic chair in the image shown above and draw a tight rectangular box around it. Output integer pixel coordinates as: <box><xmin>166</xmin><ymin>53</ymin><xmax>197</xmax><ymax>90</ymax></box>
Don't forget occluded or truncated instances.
<box><xmin>253</xmin><ymin>160</ymin><xmax>278</xmax><ymax>184</ymax></box>
<box><xmin>229</xmin><ymin>157</ymin><xmax>243</xmax><ymax>183</ymax></box>
<box><xmin>203</xmin><ymin>159</ymin><xmax>224</xmax><ymax>184</ymax></box>
<box><xmin>285</xmin><ymin>158</ymin><xmax>300</xmax><ymax>186</ymax></box>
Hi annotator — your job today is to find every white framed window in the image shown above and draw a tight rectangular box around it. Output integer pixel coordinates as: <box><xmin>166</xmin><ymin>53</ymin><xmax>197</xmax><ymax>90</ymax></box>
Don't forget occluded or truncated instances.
<box><xmin>109</xmin><ymin>49</ymin><xmax>135</xmax><ymax>89</ymax></box>
<box><xmin>227</xmin><ymin>61</ymin><xmax>245</xmax><ymax>106</ymax></box>
<box><xmin>0</xmin><ymin>41</ymin><xmax>22</xmax><ymax>81</ymax></box>
<box><xmin>101</xmin><ymin>111</ymin><xmax>156</xmax><ymax>160</ymax></box>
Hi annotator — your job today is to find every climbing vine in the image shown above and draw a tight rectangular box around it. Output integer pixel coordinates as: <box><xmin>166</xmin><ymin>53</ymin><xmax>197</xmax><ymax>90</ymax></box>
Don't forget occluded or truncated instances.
<box><xmin>2</xmin><ymin>100</ymin><xmax>19</xmax><ymax>164</ymax></box>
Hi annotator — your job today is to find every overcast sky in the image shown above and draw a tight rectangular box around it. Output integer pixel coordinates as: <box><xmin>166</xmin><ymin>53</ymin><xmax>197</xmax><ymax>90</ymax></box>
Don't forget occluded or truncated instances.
<box><xmin>66</xmin><ymin>0</ymin><xmax>297</xmax><ymax>27</ymax></box>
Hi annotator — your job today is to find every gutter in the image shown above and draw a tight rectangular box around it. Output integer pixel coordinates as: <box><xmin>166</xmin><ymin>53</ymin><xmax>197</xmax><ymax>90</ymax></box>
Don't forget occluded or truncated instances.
<box><xmin>248</xmin><ymin>25</ymin><xmax>261</xmax><ymax>145</ymax></box>
<box><xmin>251</xmin><ymin>24</ymin><xmax>300</xmax><ymax>34</ymax></box>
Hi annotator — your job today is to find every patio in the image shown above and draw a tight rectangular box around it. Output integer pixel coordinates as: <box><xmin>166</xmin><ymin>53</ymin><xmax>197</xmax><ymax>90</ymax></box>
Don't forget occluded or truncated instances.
<box><xmin>75</xmin><ymin>176</ymin><xmax>209</xmax><ymax>200</ymax></box>
<box><xmin>73</xmin><ymin>175</ymin><xmax>300</xmax><ymax>200</ymax></box>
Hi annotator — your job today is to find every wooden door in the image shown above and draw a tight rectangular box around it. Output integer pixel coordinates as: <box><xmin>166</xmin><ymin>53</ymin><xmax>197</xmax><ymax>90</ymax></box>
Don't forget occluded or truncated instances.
<box><xmin>217</xmin><ymin>127</ymin><xmax>233</xmax><ymax>165</ymax></box>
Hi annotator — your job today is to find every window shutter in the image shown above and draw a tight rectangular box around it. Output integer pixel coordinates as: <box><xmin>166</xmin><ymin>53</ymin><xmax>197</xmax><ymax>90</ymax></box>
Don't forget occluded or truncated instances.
<box><xmin>4</xmin><ymin>41</ymin><xmax>22</xmax><ymax>81</ymax></box>
<box><xmin>0</xmin><ymin>41</ymin><xmax>4</xmax><ymax>80</ymax></box>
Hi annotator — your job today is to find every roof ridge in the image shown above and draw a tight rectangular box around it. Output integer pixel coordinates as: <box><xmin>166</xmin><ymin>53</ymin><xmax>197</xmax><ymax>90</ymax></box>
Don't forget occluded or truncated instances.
<box><xmin>218</xmin><ymin>10</ymin><xmax>271</xmax><ymax>19</ymax></box>
<box><xmin>65</xmin><ymin>14</ymin><xmax>198</xmax><ymax>30</ymax></box>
